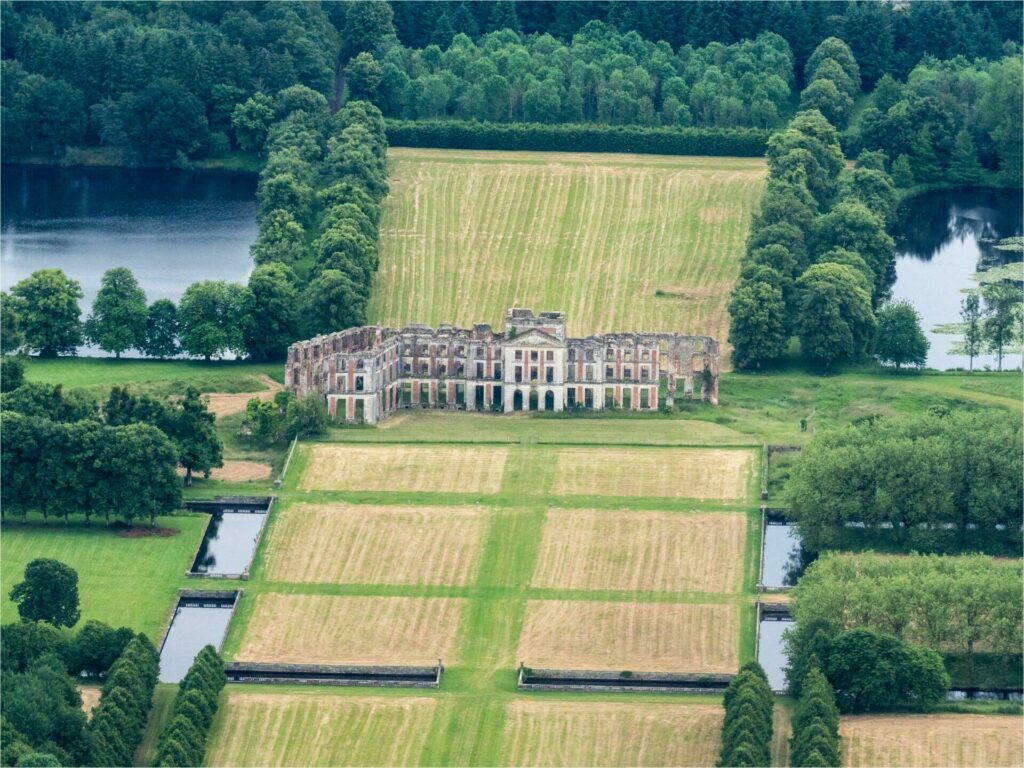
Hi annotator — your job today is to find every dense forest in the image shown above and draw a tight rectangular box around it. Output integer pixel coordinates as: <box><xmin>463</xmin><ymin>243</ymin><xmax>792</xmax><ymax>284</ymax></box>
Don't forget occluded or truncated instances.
<box><xmin>1</xmin><ymin>1</ymin><xmax>1021</xmax><ymax>164</ymax></box>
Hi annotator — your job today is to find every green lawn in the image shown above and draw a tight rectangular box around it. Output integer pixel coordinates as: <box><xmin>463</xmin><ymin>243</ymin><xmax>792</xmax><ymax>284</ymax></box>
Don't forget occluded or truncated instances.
<box><xmin>210</xmin><ymin>425</ymin><xmax>763</xmax><ymax>766</ymax></box>
<box><xmin>23</xmin><ymin>357</ymin><xmax>283</xmax><ymax>396</ymax></box>
<box><xmin>1</xmin><ymin>514</ymin><xmax>207</xmax><ymax>640</ymax></box>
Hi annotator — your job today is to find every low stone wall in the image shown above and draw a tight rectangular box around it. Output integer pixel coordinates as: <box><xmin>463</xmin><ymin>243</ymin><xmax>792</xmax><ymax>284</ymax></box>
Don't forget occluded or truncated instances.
<box><xmin>516</xmin><ymin>666</ymin><xmax>733</xmax><ymax>694</ymax></box>
<box><xmin>183</xmin><ymin>496</ymin><xmax>274</xmax><ymax>514</ymax></box>
<box><xmin>223</xmin><ymin>661</ymin><xmax>443</xmax><ymax>688</ymax></box>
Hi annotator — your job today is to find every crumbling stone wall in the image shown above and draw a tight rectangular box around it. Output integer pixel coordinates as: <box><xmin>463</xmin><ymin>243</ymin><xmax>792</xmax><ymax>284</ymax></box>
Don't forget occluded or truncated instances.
<box><xmin>286</xmin><ymin>309</ymin><xmax>720</xmax><ymax>423</ymax></box>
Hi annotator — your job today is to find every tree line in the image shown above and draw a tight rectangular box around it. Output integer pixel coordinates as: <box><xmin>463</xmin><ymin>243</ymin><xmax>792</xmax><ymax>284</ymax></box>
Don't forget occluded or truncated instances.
<box><xmin>4</xmin><ymin>2</ymin><xmax>1019</xmax><ymax>165</ymax></box>
<box><xmin>245</xmin><ymin>93</ymin><xmax>389</xmax><ymax>337</ymax></box>
<box><xmin>790</xmin><ymin>553</ymin><xmax>1022</xmax><ymax>683</ymax></box>
<box><xmin>785</xmin><ymin>410</ymin><xmax>1023</xmax><ymax>553</ymax></box>
<box><xmin>716</xmin><ymin>661</ymin><xmax>774</xmax><ymax>767</ymax></box>
<box><xmin>2</xmin><ymin>381</ymin><xmax>224</xmax><ymax>525</ymax></box>
<box><xmin>789</xmin><ymin>668</ymin><xmax>840</xmax><ymax>767</ymax></box>
<box><xmin>847</xmin><ymin>54</ymin><xmax>1023</xmax><ymax>187</ymax></box>
<box><xmin>726</xmin><ymin>38</ymin><xmax>905</xmax><ymax>372</ymax></box>
<box><xmin>88</xmin><ymin>634</ymin><xmax>160</xmax><ymax>768</ymax></box>
<box><xmin>388</xmin><ymin>1</ymin><xmax>1019</xmax><ymax>87</ymax></box>
<box><xmin>2</xmin><ymin>559</ymin><xmax>151</xmax><ymax>768</ymax></box>
<box><xmin>358</xmin><ymin>25</ymin><xmax>795</xmax><ymax>130</ymax></box>
<box><xmin>154</xmin><ymin>646</ymin><xmax>226</xmax><ymax>768</ymax></box>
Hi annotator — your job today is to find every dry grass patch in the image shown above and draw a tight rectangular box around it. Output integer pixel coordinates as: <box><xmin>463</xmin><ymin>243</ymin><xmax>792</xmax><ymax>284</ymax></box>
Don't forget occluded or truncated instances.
<box><xmin>206</xmin><ymin>374</ymin><xmax>282</xmax><ymax>417</ymax></box>
<box><xmin>206</xmin><ymin>691</ymin><xmax>436</xmax><ymax>767</ymax></box>
<box><xmin>262</xmin><ymin>502</ymin><xmax>488</xmax><ymax>586</ymax></box>
<box><xmin>532</xmin><ymin>509</ymin><xmax>746</xmax><ymax>593</ymax></box>
<box><xmin>371</xmin><ymin>149</ymin><xmax>766</xmax><ymax>367</ymax></box>
<box><xmin>502</xmin><ymin>700</ymin><xmax>722</xmax><ymax>767</ymax></box>
<box><xmin>518</xmin><ymin>600</ymin><xmax>738</xmax><ymax>673</ymax></box>
<box><xmin>840</xmin><ymin>714</ymin><xmax>1024</xmax><ymax>768</ymax></box>
<box><xmin>235</xmin><ymin>594</ymin><xmax>464</xmax><ymax>666</ymax></box>
<box><xmin>300</xmin><ymin>444</ymin><xmax>508</xmax><ymax>493</ymax></box>
<box><xmin>78</xmin><ymin>685</ymin><xmax>101</xmax><ymax>718</ymax></box>
<box><xmin>178</xmin><ymin>459</ymin><xmax>271</xmax><ymax>483</ymax></box>
<box><xmin>552</xmin><ymin>448</ymin><xmax>752</xmax><ymax>500</ymax></box>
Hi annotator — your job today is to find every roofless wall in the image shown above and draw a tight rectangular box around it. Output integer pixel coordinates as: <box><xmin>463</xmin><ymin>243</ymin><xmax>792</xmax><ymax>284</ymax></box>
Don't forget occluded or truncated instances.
<box><xmin>286</xmin><ymin>309</ymin><xmax>719</xmax><ymax>423</ymax></box>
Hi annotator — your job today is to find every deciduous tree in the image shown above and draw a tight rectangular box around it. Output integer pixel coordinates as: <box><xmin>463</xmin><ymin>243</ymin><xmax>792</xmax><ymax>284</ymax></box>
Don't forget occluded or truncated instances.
<box><xmin>10</xmin><ymin>270</ymin><xmax>83</xmax><ymax>357</ymax></box>
<box><xmin>9</xmin><ymin>560</ymin><xmax>80</xmax><ymax>628</ymax></box>
<box><xmin>85</xmin><ymin>268</ymin><xmax>147</xmax><ymax>358</ymax></box>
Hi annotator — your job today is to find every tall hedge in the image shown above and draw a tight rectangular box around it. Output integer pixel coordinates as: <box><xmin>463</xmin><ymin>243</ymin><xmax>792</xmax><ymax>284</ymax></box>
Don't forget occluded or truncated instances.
<box><xmin>717</xmin><ymin>661</ymin><xmax>775</xmax><ymax>767</ymax></box>
<box><xmin>154</xmin><ymin>646</ymin><xmax>226</xmax><ymax>768</ymax></box>
<box><xmin>385</xmin><ymin>120</ymin><xmax>769</xmax><ymax>157</ymax></box>
<box><xmin>88</xmin><ymin>635</ymin><xmax>160</xmax><ymax>767</ymax></box>
<box><xmin>790</xmin><ymin>668</ymin><xmax>841</xmax><ymax>767</ymax></box>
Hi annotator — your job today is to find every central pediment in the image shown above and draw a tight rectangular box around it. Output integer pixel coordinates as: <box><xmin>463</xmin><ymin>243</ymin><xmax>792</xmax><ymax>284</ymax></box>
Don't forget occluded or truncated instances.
<box><xmin>504</xmin><ymin>328</ymin><xmax>565</xmax><ymax>348</ymax></box>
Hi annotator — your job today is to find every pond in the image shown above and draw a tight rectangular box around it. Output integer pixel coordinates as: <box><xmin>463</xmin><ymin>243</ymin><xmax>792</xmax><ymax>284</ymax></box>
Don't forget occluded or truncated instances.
<box><xmin>1</xmin><ymin>164</ymin><xmax>257</xmax><ymax>354</ymax></box>
<box><xmin>757</xmin><ymin>613</ymin><xmax>794</xmax><ymax>694</ymax></box>
<box><xmin>158</xmin><ymin>593</ymin><xmax>236</xmax><ymax>683</ymax></box>
<box><xmin>760</xmin><ymin>519</ymin><xmax>803</xmax><ymax>590</ymax></box>
<box><xmin>891</xmin><ymin>187</ymin><xmax>1023</xmax><ymax>370</ymax></box>
<box><xmin>190</xmin><ymin>512</ymin><xmax>267</xmax><ymax>577</ymax></box>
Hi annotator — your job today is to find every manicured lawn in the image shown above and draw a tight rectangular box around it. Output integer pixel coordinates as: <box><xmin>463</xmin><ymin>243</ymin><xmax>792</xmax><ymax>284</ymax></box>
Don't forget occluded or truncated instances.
<box><xmin>211</xmin><ymin>420</ymin><xmax>762</xmax><ymax>765</ymax></box>
<box><xmin>370</xmin><ymin>148</ymin><xmax>766</xmax><ymax>362</ymax></box>
<box><xmin>23</xmin><ymin>357</ymin><xmax>283</xmax><ymax>396</ymax></box>
<box><xmin>1</xmin><ymin>514</ymin><xmax>207</xmax><ymax>640</ymax></box>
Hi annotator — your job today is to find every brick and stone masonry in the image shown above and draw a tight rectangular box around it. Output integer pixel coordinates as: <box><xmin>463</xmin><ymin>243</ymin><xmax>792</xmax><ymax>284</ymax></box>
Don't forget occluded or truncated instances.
<box><xmin>286</xmin><ymin>308</ymin><xmax>720</xmax><ymax>424</ymax></box>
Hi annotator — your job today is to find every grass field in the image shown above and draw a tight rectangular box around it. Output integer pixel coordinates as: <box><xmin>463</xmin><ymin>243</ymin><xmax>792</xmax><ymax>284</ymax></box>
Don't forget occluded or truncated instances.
<box><xmin>517</xmin><ymin>600</ymin><xmax>739</xmax><ymax>673</ymax></box>
<box><xmin>532</xmin><ymin>510</ymin><xmax>747</xmax><ymax>593</ymax></box>
<box><xmin>23</xmin><ymin>357</ymin><xmax>282</xmax><ymax>395</ymax></box>
<box><xmin>552</xmin><ymin>447</ymin><xmax>753</xmax><ymax>500</ymax></box>
<box><xmin>261</xmin><ymin>502</ymin><xmax>489</xmax><ymax>586</ymax></box>
<box><xmin>500</xmin><ymin>700</ymin><xmax>724</xmax><ymax>767</ymax></box>
<box><xmin>206</xmin><ymin>691</ymin><xmax>438</xmax><ymax>767</ymax></box>
<box><xmin>299</xmin><ymin>444</ymin><xmax>509</xmax><ymax>494</ymax></box>
<box><xmin>369</xmin><ymin>148</ymin><xmax>766</xmax><ymax>358</ymax></box>
<box><xmin>840</xmin><ymin>714</ymin><xmax>1024</xmax><ymax>767</ymax></box>
<box><xmin>0</xmin><ymin>515</ymin><xmax>206</xmax><ymax>640</ymax></box>
<box><xmin>234</xmin><ymin>594</ymin><xmax>465</xmax><ymax>665</ymax></box>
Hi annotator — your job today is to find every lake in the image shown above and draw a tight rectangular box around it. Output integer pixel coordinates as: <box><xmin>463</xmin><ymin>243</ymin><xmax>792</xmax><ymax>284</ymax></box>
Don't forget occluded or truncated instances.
<box><xmin>1</xmin><ymin>164</ymin><xmax>257</xmax><ymax>349</ymax></box>
<box><xmin>891</xmin><ymin>187</ymin><xmax>1023</xmax><ymax>370</ymax></box>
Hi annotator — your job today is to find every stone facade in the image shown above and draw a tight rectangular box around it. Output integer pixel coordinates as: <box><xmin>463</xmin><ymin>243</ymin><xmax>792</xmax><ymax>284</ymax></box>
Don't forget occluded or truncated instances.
<box><xmin>286</xmin><ymin>308</ymin><xmax>720</xmax><ymax>424</ymax></box>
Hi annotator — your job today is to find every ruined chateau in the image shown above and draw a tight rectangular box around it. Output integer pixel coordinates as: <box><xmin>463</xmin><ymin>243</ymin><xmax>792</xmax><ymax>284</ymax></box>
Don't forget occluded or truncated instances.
<box><xmin>286</xmin><ymin>309</ymin><xmax>720</xmax><ymax>423</ymax></box>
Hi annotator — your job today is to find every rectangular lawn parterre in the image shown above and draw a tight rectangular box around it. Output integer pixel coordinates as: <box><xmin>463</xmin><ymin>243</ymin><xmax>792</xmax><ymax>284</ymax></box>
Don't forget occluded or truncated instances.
<box><xmin>500</xmin><ymin>700</ymin><xmax>724</xmax><ymax>767</ymax></box>
<box><xmin>234</xmin><ymin>594</ymin><xmax>465</xmax><ymax>666</ymax></box>
<box><xmin>0</xmin><ymin>515</ymin><xmax>207</xmax><ymax>640</ymax></box>
<box><xmin>299</xmin><ymin>444</ymin><xmax>509</xmax><ymax>494</ymax></box>
<box><xmin>517</xmin><ymin>600</ymin><xmax>739</xmax><ymax>673</ymax></box>
<box><xmin>531</xmin><ymin>509</ymin><xmax>747</xmax><ymax>593</ymax></box>
<box><xmin>552</xmin><ymin>448</ymin><xmax>753</xmax><ymax>501</ymax></box>
<box><xmin>370</xmin><ymin>149</ymin><xmax>766</xmax><ymax>364</ymax></box>
<box><xmin>205</xmin><ymin>691</ymin><xmax>438</xmax><ymax>767</ymax></box>
<box><xmin>840</xmin><ymin>714</ymin><xmax>1024</xmax><ymax>768</ymax></box>
<box><xmin>260</xmin><ymin>502</ymin><xmax>489</xmax><ymax>586</ymax></box>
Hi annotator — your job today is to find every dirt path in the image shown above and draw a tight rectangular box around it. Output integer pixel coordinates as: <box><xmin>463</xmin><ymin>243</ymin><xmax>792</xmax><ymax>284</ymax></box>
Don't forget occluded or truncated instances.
<box><xmin>206</xmin><ymin>374</ymin><xmax>282</xmax><ymax>417</ymax></box>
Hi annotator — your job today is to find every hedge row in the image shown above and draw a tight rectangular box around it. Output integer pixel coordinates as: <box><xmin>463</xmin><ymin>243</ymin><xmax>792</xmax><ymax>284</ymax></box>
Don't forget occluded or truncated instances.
<box><xmin>88</xmin><ymin>635</ymin><xmax>160</xmax><ymax>767</ymax></box>
<box><xmin>790</xmin><ymin>668</ymin><xmax>841</xmax><ymax>767</ymax></box>
<box><xmin>154</xmin><ymin>646</ymin><xmax>227</xmax><ymax>767</ymax></box>
<box><xmin>717</xmin><ymin>661</ymin><xmax>774</xmax><ymax>767</ymax></box>
<box><xmin>385</xmin><ymin>119</ymin><xmax>769</xmax><ymax>157</ymax></box>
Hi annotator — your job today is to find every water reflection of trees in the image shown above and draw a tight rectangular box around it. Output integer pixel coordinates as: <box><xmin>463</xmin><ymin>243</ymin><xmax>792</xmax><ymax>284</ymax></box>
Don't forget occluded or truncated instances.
<box><xmin>192</xmin><ymin>514</ymin><xmax>223</xmax><ymax>572</ymax></box>
<box><xmin>893</xmin><ymin>189</ymin><xmax>1024</xmax><ymax>267</ymax></box>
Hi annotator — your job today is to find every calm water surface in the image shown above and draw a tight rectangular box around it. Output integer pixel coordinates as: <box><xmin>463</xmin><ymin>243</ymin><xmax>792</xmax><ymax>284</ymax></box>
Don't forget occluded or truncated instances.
<box><xmin>891</xmin><ymin>188</ymin><xmax>1023</xmax><ymax>370</ymax></box>
<box><xmin>158</xmin><ymin>602</ymin><xmax>233</xmax><ymax>683</ymax></box>
<box><xmin>760</xmin><ymin>521</ymin><xmax>802</xmax><ymax>589</ymax></box>
<box><xmin>757</xmin><ymin>616</ymin><xmax>793</xmax><ymax>693</ymax></box>
<box><xmin>191</xmin><ymin>512</ymin><xmax>267</xmax><ymax>576</ymax></box>
<box><xmin>1</xmin><ymin>165</ymin><xmax>257</xmax><ymax>352</ymax></box>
